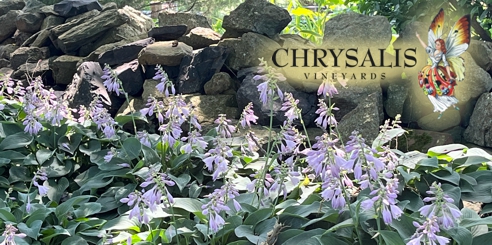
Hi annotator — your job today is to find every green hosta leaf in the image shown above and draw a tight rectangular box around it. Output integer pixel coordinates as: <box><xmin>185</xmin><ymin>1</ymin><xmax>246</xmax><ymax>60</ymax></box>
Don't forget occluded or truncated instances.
<box><xmin>122</xmin><ymin>137</ymin><xmax>142</xmax><ymax>160</ymax></box>
<box><xmin>430</xmin><ymin>170</ymin><xmax>460</xmax><ymax>185</ymax></box>
<box><xmin>473</xmin><ymin>232</ymin><xmax>492</xmax><ymax>245</ymax></box>
<box><xmin>428</xmin><ymin>144</ymin><xmax>467</xmax><ymax>155</ymax></box>
<box><xmin>79</xmin><ymin>139</ymin><xmax>101</xmax><ymax>155</ymax></box>
<box><xmin>40</xmin><ymin>227</ymin><xmax>71</xmax><ymax>244</ymax></box>
<box><xmin>35</xmin><ymin>149</ymin><xmax>53</xmax><ymax>165</ymax></box>
<box><xmin>8</xmin><ymin>166</ymin><xmax>30</xmax><ymax>183</ymax></box>
<box><xmin>244</xmin><ymin>208</ymin><xmax>273</xmax><ymax>226</ymax></box>
<box><xmin>55</xmin><ymin>195</ymin><xmax>93</xmax><ymax>220</ymax></box>
<box><xmin>0</xmin><ymin>122</ymin><xmax>23</xmax><ymax>137</ymax></box>
<box><xmin>454</xmin><ymin>156</ymin><xmax>491</xmax><ymax>168</ymax></box>
<box><xmin>0</xmin><ymin>131</ymin><xmax>33</xmax><ymax>150</ymax></box>
<box><xmin>26</xmin><ymin>207</ymin><xmax>53</xmax><ymax>226</ymax></box>
<box><xmin>115</xmin><ymin>113</ymin><xmax>148</xmax><ymax>126</ymax></box>
<box><xmin>61</xmin><ymin>236</ymin><xmax>89</xmax><ymax>245</ymax></box>
<box><xmin>282</xmin><ymin>202</ymin><xmax>322</xmax><ymax>217</ymax></box>
<box><xmin>446</xmin><ymin>226</ymin><xmax>472</xmax><ymax>245</ymax></box>
<box><xmin>168</xmin><ymin>174</ymin><xmax>190</xmax><ymax>192</ymax></box>
<box><xmin>17</xmin><ymin>220</ymin><xmax>42</xmax><ymax>239</ymax></box>
<box><xmin>43</xmin><ymin>156</ymin><xmax>73</xmax><ymax>178</ymax></box>
<box><xmin>397</xmin><ymin>166</ymin><xmax>420</xmax><ymax>183</ymax></box>
<box><xmin>58</xmin><ymin>133</ymin><xmax>82</xmax><ymax>155</ymax></box>
<box><xmin>142</xmin><ymin>145</ymin><xmax>160</xmax><ymax>165</ymax></box>
<box><xmin>389</xmin><ymin>214</ymin><xmax>417</xmax><ymax>240</ymax></box>
<box><xmin>306</xmin><ymin>234</ymin><xmax>351</xmax><ymax>245</ymax></box>
<box><xmin>101</xmin><ymin>216</ymin><xmax>140</xmax><ymax>232</ymax></box>
<box><xmin>74</xmin><ymin>203</ymin><xmax>102</xmax><ymax>219</ymax></box>
<box><xmin>282</xmin><ymin>228</ymin><xmax>325</xmax><ymax>245</ymax></box>
<box><xmin>0</xmin><ymin>157</ymin><xmax>10</xmax><ymax>167</ymax></box>
<box><xmin>398</xmin><ymin>189</ymin><xmax>424</xmax><ymax>212</ymax></box>
<box><xmin>327</xmin><ymin>218</ymin><xmax>354</xmax><ymax>232</ymax></box>
<box><xmin>416</xmin><ymin>157</ymin><xmax>439</xmax><ymax>169</ymax></box>
<box><xmin>379</xmin><ymin>230</ymin><xmax>405</xmax><ymax>245</ymax></box>
<box><xmin>234</xmin><ymin>224</ymin><xmax>267</xmax><ymax>244</ymax></box>
<box><xmin>0</xmin><ymin>150</ymin><xmax>26</xmax><ymax>160</ymax></box>
<box><xmin>461</xmin><ymin>208</ymin><xmax>488</xmax><ymax>237</ymax></box>
<box><xmin>170</xmin><ymin>153</ymin><xmax>190</xmax><ymax>169</ymax></box>
<box><xmin>173</xmin><ymin>198</ymin><xmax>206</xmax><ymax>221</ymax></box>
<box><xmin>46</xmin><ymin>177</ymin><xmax>69</xmax><ymax>203</ymax></box>
<box><xmin>0</xmin><ymin>208</ymin><xmax>17</xmax><ymax>222</ymax></box>
<box><xmin>462</xmin><ymin>171</ymin><xmax>492</xmax><ymax>203</ymax></box>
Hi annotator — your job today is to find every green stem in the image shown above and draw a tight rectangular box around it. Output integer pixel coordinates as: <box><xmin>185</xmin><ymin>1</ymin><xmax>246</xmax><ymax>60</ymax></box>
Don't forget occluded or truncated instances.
<box><xmin>340</xmin><ymin>178</ymin><xmax>363</xmax><ymax>245</ymax></box>
<box><xmin>123</xmin><ymin>91</ymin><xmax>138</xmax><ymax>135</ymax></box>
<box><xmin>300</xmin><ymin>117</ymin><xmax>312</xmax><ymax>148</ymax></box>
<box><xmin>376</xmin><ymin>211</ymin><xmax>383</xmax><ymax>245</ymax></box>
<box><xmin>168</xmin><ymin>202</ymin><xmax>180</xmax><ymax>244</ymax></box>
<box><xmin>256</xmin><ymin>92</ymin><xmax>275</xmax><ymax>208</ymax></box>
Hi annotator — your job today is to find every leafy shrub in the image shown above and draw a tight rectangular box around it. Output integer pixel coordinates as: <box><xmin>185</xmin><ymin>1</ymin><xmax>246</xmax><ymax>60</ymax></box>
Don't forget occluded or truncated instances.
<box><xmin>1</xmin><ymin>60</ymin><xmax>492</xmax><ymax>245</ymax></box>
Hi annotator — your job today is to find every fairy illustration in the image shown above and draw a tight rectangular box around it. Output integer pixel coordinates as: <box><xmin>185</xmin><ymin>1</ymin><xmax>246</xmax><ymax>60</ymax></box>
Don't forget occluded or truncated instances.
<box><xmin>415</xmin><ymin>8</ymin><xmax>471</xmax><ymax>119</ymax></box>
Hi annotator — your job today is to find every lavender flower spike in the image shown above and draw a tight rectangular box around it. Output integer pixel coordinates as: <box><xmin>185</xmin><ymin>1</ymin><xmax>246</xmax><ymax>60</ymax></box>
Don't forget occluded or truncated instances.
<box><xmin>102</xmin><ymin>64</ymin><xmax>121</xmax><ymax>96</ymax></box>
<box><xmin>0</xmin><ymin>224</ymin><xmax>27</xmax><ymax>245</ymax></box>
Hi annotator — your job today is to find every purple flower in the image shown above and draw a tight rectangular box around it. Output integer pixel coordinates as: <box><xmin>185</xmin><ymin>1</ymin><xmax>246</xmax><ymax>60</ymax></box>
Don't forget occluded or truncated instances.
<box><xmin>22</xmin><ymin>115</ymin><xmax>43</xmax><ymax>135</ymax></box>
<box><xmin>418</xmin><ymin>182</ymin><xmax>461</xmax><ymax>229</ymax></box>
<box><xmin>202</xmin><ymin>182</ymin><xmax>241</xmax><ymax>233</ymax></box>
<box><xmin>0</xmin><ymin>77</ymin><xmax>14</xmax><ymax>96</ymax></box>
<box><xmin>102</xmin><ymin>65</ymin><xmax>121</xmax><ymax>96</ymax></box>
<box><xmin>280</xmin><ymin>93</ymin><xmax>300</xmax><ymax>123</ymax></box>
<box><xmin>181</xmin><ymin>131</ymin><xmax>208</xmax><ymax>153</ymax></box>
<box><xmin>32</xmin><ymin>169</ymin><xmax>49</xmax><ymax>196</ymax></box>
<box><xmin>361</xmin><ymin>177</ymin><xmax>402</xmax><ymax>224</ymax></box>
<box><xmin>120</xmin><ymin>191</ymin><xmax>149</xmax><ymax>224</ymax></box>
<box><xmin>314</xmin><ymin>99</ymin><xmax>338</xmax><ymax>129</ymax></box>
<box><xmin>317</xmin><ymin>79</ymin><xmax>338</xmax><ymax>98</ymax></box>
<box><xmin>153</xmin><ymin>65</ymin><xmax>175</xmax><ymax>97</ymax></box>
<box><xmin>239</xmin><ymin>102</ymin><xmax>258</xmax><ymax>129</ymax></box>
<box><xmin>408</xmin><ymin>217</ymin><xmax>450</xmax><ymax>245</ymax></box>
<box><xmin>89</xmin><ymin>99</ymin><xmax>116</xmax><ymax>138</ymax></box>
<box><xmin>214</xmin><ymin>115</ymin><xmax>236</xmax><ymax>138</ymax></box>
<box><xmin>136</xmin><ymin>131</ymin><xmax>151</xmax><ymax>148</ymax></box>
<box><xmin>0</xmin><ymin>224</ymin><xmax>27</xmax><ymax>245</ymax></box>
<box><xmin>203</xmin><ymin>140</ymin><xmax>233</xmax><ymax>180</ymax></box>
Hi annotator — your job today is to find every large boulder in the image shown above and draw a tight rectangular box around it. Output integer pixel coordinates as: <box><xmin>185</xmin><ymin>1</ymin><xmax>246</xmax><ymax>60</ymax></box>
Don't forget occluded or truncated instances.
<box><xmin>16</xmin><ymin>12</ymin><xmax>45</xmax><ymax>33</ymax></box>
<box><xmin>0</xmin><ymin>10</ymin><xmax>23</xmax><ymax>43</ymax></box>
<box><xmin>178</xmin><ymin>27</ymin><xmax>221</xmax><ymax>50</ymax></box>
<box><xmin>51</xmin><ymin>9</ymin><xmax>129</xmax><ymax>54</ymax></box>
<box><xmin>98</xmin><ymin>37</ymin><xmax>154</xmax><ymax>67</ymax></box>
<box><xmin>467</xmin><ymin>40</ymin><xmax>492</xmax><ymax>72</ymax></box>
<box><xmin>0</xmin><ymin>0</ymin><xmax>25</xmax><ymax>16</ymax></box>
<box><xmin>323</xmin><ymin>12</ymin><xmax>392</xmax><ymax>50</ymax></box>
<box><xmin>336</xmin><ymin>92</ymin><xmax>381</xmax><ymax>143</ymax></box>
<box><xmin>222</xmin><ymin>0</ymin><xmax>291</xmax><ymax>38</ymax></box>
<box><xmin>54</xmin><ymin>0</ymin><xmax>103</xmax><ymax>18</ymax></box>
<box><xmin>177</xmin><ymin>46</ymin><xmax>228</xmax><ymax>94</ymax></box>
<box><xmin>11</xmin><ymin>59</ymin><xmax>51</xmax><ymax>80</ymax></box>
<box><xmin>218</xmin><ymin>32</ymin><xmax>281</xmax><ymax>71</ymax></box>
<box><xmin>158</xmin><ymin>12</ymin><xmax>211</xmax><ymax>34</ymax></box>
<box><xmin>204</xmin><ymin>72</ymin><xmax>237</xmax><ymax>95</ymax></box>
<box><xmin>63</xmin><ymin>62</ymin><xmax>112</xmax><ymax>111</ymax></box>
<box><xmin>138</xmin><ymin>41</ymin><xmax>193</xmax><ymax>66</ymax></box>
<box><xmin>10</xmin><ymin>47</ymin><xmax>50</xmax><ymax>70</ymax></box>
<box><xmin>384</xmin><ymin>83</ymin><xmax>409</xmax><ymax>118</ymax></box>
<box><xmin>51</xmin><ymin>55</ymin><xmax>84</xmax><ymax>85</ymax></box>
<box><xmin>41</xmin><ymin>15</ymin><xmax>66</xmax><ymax>30</ymax></box>
<box><xmin>113</xmin><ymin>60</ymin><xmax>145</xmax><ymax>97</ymax></box>
<box><xmin>463</xmin><ymin>92</ymin><xmax>492</xmax><ymax>147</ymax></box>
<box><xmin>148</xmin><ymin>25</ymin><xmax>187</xmax><ymax>41</ymax></box>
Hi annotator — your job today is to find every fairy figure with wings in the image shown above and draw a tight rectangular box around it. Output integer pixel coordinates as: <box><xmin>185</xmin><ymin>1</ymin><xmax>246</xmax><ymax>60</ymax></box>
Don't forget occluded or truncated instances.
<box><xmin>415</xmin><ymin>8</ymin><xmax>471</xmax><ymax>119</ymax></box>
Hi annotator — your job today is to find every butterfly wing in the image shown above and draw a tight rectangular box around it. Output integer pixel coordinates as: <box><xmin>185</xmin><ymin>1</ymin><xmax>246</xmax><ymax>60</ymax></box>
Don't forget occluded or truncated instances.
<box><xmin>445</xmin><ymin>14</ymin><xmax>471</xmax><ymax>58</ymax></box>
<box><xmin>445</xmin><ymin>15</ymin><xmax>470</xmax><ymax>81</ymax></box>
<box><xmin>428</xmin><ymin>8</ymin><xmax>445</xmax><ymax>50</ymax></box>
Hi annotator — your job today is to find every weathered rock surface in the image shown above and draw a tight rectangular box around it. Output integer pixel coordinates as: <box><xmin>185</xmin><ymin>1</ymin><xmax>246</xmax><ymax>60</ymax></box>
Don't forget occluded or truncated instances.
<box><xmin>218</xmin><ymin>32</ymin><xmax>281</xmax><ymax>71</ymax></box>
<box><xmin>468</xmin><ymin>40</ymin><xmax>492</xmax><ymax>72</ymax></box>
<box><xmin>323</xmin><ymin>12</ymin><xmax>392</xmax><ymax>49</ymax></box>
<box><xmin>98</xmin><ymin>37</ymin><xmax>154</xmax><ymax>67</ymax></box>
<box><xmin>52</xmin><ymin>55</ymin><xmax>83</xmax><ymax>85</ymax></box>
<box><xmin>41</xmin><ymin>15</ymin><xmax>66</xmax><ymax>30</ymax></box>
<box><xmin>204</xmin><ymin>72</ymin><xmax>237</xmax><ymax>95</ymax></box>
<box><xmin>464</xmin><ymin>92</ymin><xmax>492</xmax><ymax>147</ymax></box>
<box><xmin>52</xmin><ymin>9</ymin><xmax>129</xmax><ymax>54</ymax></box>
<box><xmin>178</xmin><ymin>27</ymin><xmax>221</xmax><ymax>50</ymax></box>
<box><xmin>0</xmin><ymin>0</ymin><xmax>25</xmax><ymax>16</ymax></box>
<box><xmin>222</xmin><ymin>0</ymin><xmax>291</xmax><ymax>38</ymax></box>
<box><xmin>395</xmin><ymin>128</ymin><xmax>455</xmax><ymax>152</ymax></box>
<box><xmin>158</xmin><ymin>12</ymin><xmax>211</xmax><ymax>34</ymax></box>
<box><xmin>138</xmin><ymin>41</ymin><xmax>192</xmax><ymax>66</ymax></box>
<box><xmin>54</xmin><ymin>0</ymin><xmax>103</xmax><ymax>18</ymax></box>
<box><xmin>384</xmin><ymin>83</ymin><xmax>409</xmax><ymax>118</ymax></box>
<box><xmin>10</xmin><ymin>47</ymin><xmax>50</xmax><ymax>70</ymax></box>
<box><xmin>337</xmin><ymin>92</ymin><xmax>381</xmax><ymax>143</ymax></box>
<box><xmin>16</xmin><ymin>12</ymin><xmax>45</xmax><ymax>33</ymax></box>
<box><xmin>177</xmin><ymin>46</ymin><xmax>228</xmax><ymax>94</ymax></box>
<box><xmin>148</xmin><ymin>25</ymin><xmax>187</xmax><ymax>41</ymax></box>
<box><xmin>0</xmin><ymin>10</ymin><xmax>23</xmax><ymax>43</ymax></box>
<box><xmin>63</xmin><ymin>62</ymin><xmax>112</xmax><ymax>111</ymax></box>
<box><xmin>113</xmin><ymin>60</ymin><xmax>145</xmax><ymax>96</ymax></box>
<box><xmin>12</xmin><ymin>59</ymin><xmax>51</xmax><ymax>80</ymax></box>
<box><xmin>0</xmin><ymin>44</ymin><xmax>19</xmax><ymax>60</ymax></box>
